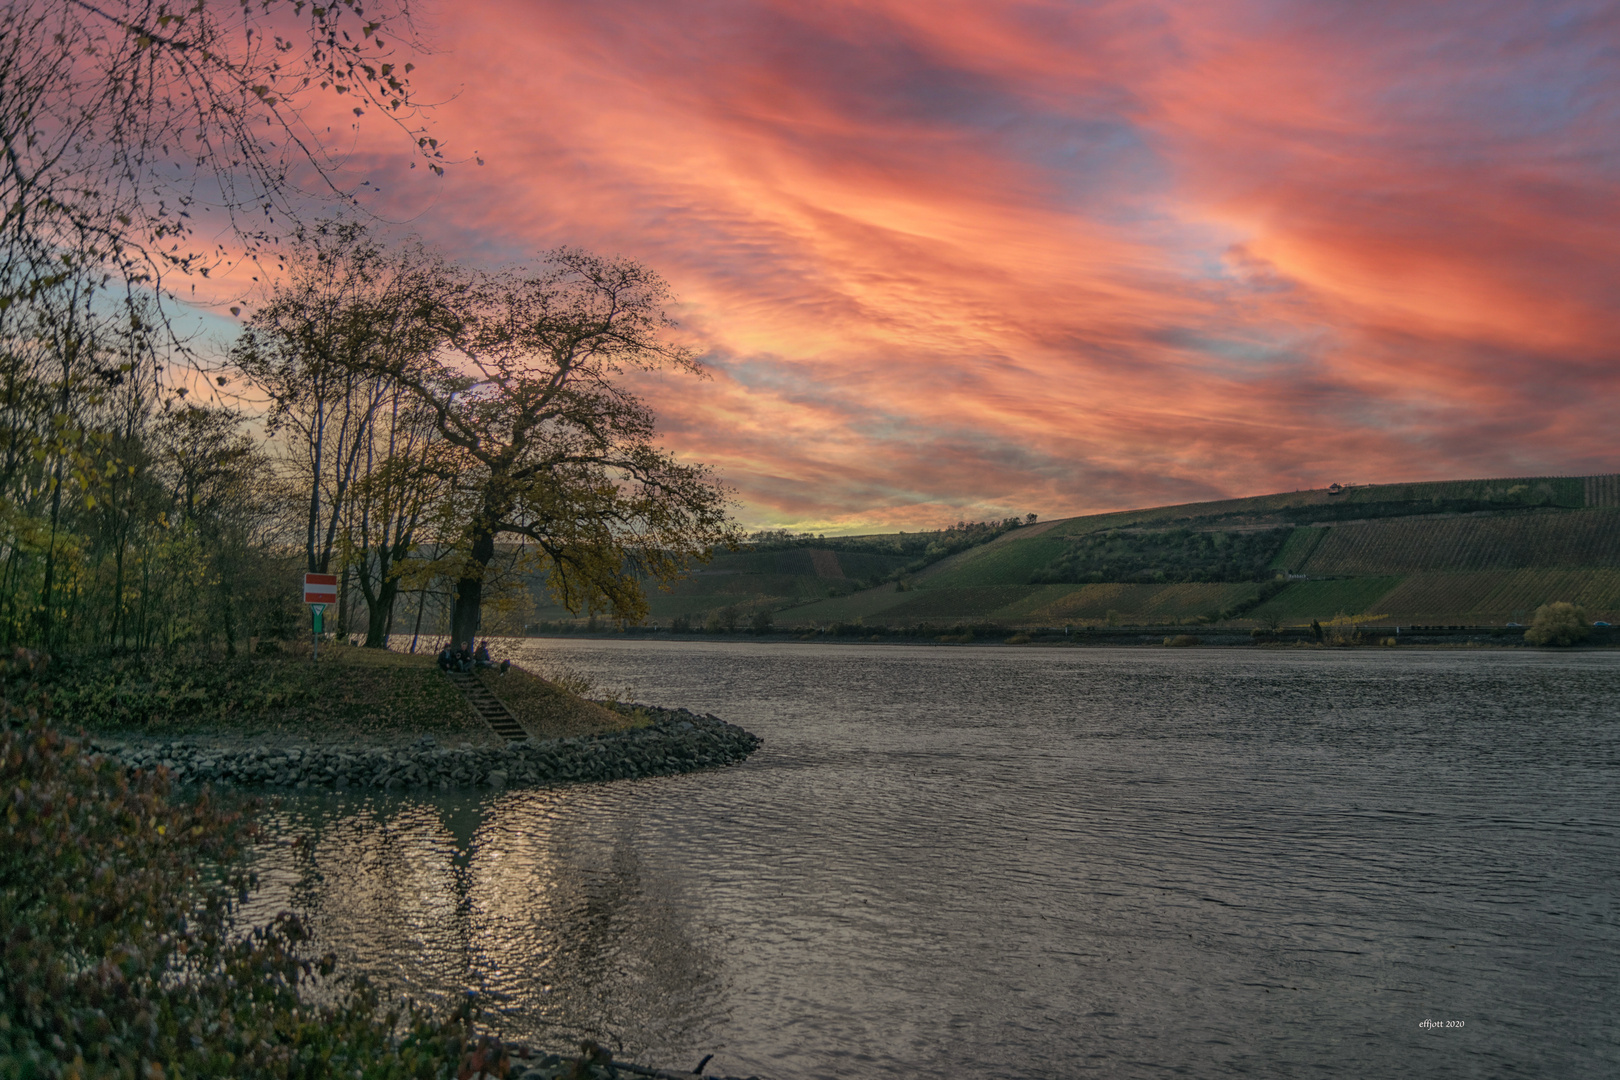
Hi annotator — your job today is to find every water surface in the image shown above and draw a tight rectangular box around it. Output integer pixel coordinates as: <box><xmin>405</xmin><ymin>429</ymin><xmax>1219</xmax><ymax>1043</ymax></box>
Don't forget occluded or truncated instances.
<box><xmin>244</xmin><ymin>643</ymin><xmax>1619</xmax><ymax>1078</ymax></box>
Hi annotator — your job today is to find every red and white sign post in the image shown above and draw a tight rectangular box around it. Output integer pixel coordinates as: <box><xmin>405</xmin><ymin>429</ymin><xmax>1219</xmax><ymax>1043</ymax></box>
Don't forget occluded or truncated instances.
<box><xmin>304</xmin><ymin>573</ymin><xmax>338</xmax><ymax>660</ymax></box>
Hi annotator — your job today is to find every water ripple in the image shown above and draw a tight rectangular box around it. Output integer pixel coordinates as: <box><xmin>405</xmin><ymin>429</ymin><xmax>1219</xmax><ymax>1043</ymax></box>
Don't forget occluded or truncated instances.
<box><xmin>243</xmin><ymin>644</ymin><xmax>1619</xmax><ymax>1078</ymax></box>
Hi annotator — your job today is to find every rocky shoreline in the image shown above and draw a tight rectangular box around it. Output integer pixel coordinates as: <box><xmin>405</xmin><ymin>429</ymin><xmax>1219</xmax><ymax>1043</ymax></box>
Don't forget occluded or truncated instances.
<box><xmin>93</xmin><ymin>706</ymin><xmax>762</xmax><ymax>792</ymax></box>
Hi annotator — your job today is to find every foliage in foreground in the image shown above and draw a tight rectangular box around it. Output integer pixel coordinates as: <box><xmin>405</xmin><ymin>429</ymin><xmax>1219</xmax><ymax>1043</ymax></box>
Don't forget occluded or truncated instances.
<box><xmin>1524</xmin><ymin>601</ymin><xmax>1590</xmax><ymax>647</ymax></box>
<box><xmin>0</xmin><ymin>652</ymin><xmax>506</xmax><ymax>1078</ymax></box>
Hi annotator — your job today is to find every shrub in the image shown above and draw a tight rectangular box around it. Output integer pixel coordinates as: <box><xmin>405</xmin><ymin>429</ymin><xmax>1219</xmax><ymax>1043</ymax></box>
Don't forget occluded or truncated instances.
<box><xmin>0</xmin><ymin>650</ymin><xmax>501</xmax><ymax>1078</ymax></box>
<box><xmin>750</xmin><ymin>610</ymin><xmax>774</xmax><ymax>633</ymax></box>
<box><xmin>1525</xmin><ymin>601</ymin><xmax>1590</xmax><ymax>646</ymax></box>
<box><xmin>1163</xmin><ymin>634</ymin><xmax>1201</xmax><ymax>647</ymax></box>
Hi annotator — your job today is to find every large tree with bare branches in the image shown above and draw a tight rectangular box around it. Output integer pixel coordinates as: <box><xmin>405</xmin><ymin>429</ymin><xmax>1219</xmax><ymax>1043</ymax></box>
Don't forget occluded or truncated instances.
<box><xmin>371</xmin><ymin>247</ymin><xmax>738</xmax><ymax>647</ymax></box>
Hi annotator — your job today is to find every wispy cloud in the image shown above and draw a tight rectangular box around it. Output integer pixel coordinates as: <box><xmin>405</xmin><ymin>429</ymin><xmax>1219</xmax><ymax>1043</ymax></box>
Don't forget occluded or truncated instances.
<box><xmin>333</xmin><ymin>0</ymin><xmax>1620</xmax><ymax>529</ymax></box>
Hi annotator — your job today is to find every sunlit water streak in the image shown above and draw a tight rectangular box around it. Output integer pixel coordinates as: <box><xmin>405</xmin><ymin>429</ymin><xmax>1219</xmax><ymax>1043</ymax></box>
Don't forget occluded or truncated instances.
<box><xmin>242</xmin><ymin>643</ymin><xmax>1619</xmax><ymax>1078</ymax></box>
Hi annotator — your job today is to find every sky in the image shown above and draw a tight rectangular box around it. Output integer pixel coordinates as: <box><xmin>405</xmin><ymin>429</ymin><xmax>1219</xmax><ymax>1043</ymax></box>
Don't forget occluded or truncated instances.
<box><xmin>246</xmin><ymin>0</ymin><xmax>1620</xmax><ymax>532</ymax></box>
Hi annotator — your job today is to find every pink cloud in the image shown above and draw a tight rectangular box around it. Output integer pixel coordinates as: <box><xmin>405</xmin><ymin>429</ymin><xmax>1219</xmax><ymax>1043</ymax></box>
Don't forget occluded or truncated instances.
<box><xmin>307</xmin><ymin>0</ymin><xmax>1620</xmax><ymax>529</ymax></box>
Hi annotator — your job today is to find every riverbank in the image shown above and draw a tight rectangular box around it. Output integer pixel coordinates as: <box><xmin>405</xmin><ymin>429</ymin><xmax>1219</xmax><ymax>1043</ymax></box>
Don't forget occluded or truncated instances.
<box><xmin>94</xmin><ymin>704</ymin><xmax>761</xmax><ymax>791</ymax></box>
<box><xmin>35</xmin><ymin>647</ymin><xmax>762</xmax><ymax>789</ymax></box>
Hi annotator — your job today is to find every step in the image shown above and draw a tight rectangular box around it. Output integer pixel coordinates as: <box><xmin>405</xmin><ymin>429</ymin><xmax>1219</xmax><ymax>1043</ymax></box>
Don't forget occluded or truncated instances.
<box><xmin>442</xmin><ymin>672</ymin><xmax>528</xmax><ymax>742</ymax></box>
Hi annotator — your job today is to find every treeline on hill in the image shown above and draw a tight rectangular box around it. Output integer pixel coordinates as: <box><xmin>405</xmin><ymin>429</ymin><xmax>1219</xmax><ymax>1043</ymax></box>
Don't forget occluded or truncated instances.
<box><xmin>1031</xmin><ymin>528</ymin><xmax>1291</xmax><ymax>584</ymax></box>
<box><xmin>749</xmin><ymin>515</ymin><xmax>1037</xmax><ymax>571</ymax></box>
<box><xmin>1272</xmin><ymin>495</ymin><xmax>1579</xmax><ymax>524</ymax></box>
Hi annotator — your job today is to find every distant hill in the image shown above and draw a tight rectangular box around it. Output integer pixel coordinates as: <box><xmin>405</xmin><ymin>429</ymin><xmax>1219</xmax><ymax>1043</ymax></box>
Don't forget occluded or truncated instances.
<box><xmin>531</xmin><ymin>474</ymin><xmax>1620</xmax><ymax>629</ymax></box>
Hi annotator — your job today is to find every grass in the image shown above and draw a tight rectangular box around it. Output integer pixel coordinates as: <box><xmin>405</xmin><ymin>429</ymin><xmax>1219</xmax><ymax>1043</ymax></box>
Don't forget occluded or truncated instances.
<box><xmin>1270</xmin><ymin>527</ymin><xmax>1327</xmax><ymax>572</ymax></box>
<box><xmin>43</xmin><ymin>644</ymin><xmax>630</xmax><ymax>746</ymax></box>
<box><xmin>918</xmin><ymin>529</ymin><xmax>1072</xmax><ymax>588</ymax></box>
<box><xmin>774</xmin><ymin>586</ymin><xmax>920</xmax><ymax>625</ymax></box>
<box><xmin>474</xmin><ymin>664</ymin><xmax>633</xmax><ymax>738</ymax></box>
<box><xmin>879</xmin><ymin>585</ymin><xmax>1054</xmax><ymax>619</ymax></box>
<box><xmin>1247</xmin><ymin>577</ymin><xmax>1404</xmax><ymax>622</ymax></box>
<box><xmin>1020</xmin><ymin>582</ymin><xmax>1261</xmax><ymax>622</ymax></box>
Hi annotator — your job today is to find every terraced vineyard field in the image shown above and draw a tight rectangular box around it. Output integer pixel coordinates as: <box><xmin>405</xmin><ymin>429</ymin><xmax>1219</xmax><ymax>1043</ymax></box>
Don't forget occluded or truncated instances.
<box><xmin>918</xmin><ymin>525</ymin><xmax>1070</xmax><ymax>587</ymax></box>
<box><xmin>1247</xmin><ymin>577</ymin><xmax>1404</xmax><ymax>622</ymax></box>
<box><xmin>1018</xmin><ymin>582</ymin><xmax>1262</xmax><ymax>623</ymax></box>
<box><xmin>875</xmin><ymin>585</ymin><xmax>1054</xmax><ymax>620</ymax></box>
<box><xmin>772</xmin><ymin>587</ymin><xmax>918</xmax><ymax>626</ymax></box>
<box><xmin>1270</xmin><ymin>527</ymin><xmax>1328</xmax><ymax>573</ymax></box>
<box><xmin>1300</xmin><ymin>508</ymin><xmax>1620</xmax><ymax>574</ymax></box>
<box><xmin>534</xmin><ymin>473</ymin><xmax>1620</xmax><ymax>630</ymax></box>
<box><xmin>1373</xmin><ymin>569</ymin><xmax>1620</xmax><ymax>623</ymax></box>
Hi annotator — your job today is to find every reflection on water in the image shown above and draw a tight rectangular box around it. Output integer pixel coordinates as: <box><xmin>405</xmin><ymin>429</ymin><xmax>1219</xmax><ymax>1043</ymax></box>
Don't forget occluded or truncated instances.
<box><xmin>246</xmin><ymin>643</ymin><xmax>1620</xmax><ymax>1078</ymax></box>
<box><xmin>243</xmin><ymin>785</ymin><xmax>730</xmax><ymax>1064</ymax></box>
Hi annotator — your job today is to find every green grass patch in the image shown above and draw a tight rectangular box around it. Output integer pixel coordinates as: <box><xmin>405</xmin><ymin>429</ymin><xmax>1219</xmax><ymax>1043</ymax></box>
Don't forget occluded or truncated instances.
<box><xmin>1016</xmin><ymin>582</ymin><xmax>1261</xmax><ymax>622</ymax></box>
<box><xmin>475</xmin><ymin>664</ymin><xmax>631</xmax><ymax>739</ymax></box>
<box><xmin>1270</xmin><ymin>527</ymin><xmax>1326</xmax><ymax>571</ymax></box>
<box><xmin>774</xmin><ymin>587</ymin><xmax>919</xmax><ymax>626</ymax></box>
<box><xmin>1</xmin><ymin>654</ymin><xmax>517</xmax><ymax>1078</ymax></box>
<box><xmin>878</xmin><ymin>585</ymin><xmax>1053</xmax><ymax>619</ymax></box>
<box><xmin>1248</xmin><ymin>577</ymin><xmax>1403</xmax><ymax>622</ymax></box>
<box><xmin>920</xmin><ymin>531</ymin><xmax>1071</xmax><ymax>587</ymax></box>
<box><xmin>43</xmin><ymin>646</ymin><xmax>497</xmax><ymax>745</ymax></box>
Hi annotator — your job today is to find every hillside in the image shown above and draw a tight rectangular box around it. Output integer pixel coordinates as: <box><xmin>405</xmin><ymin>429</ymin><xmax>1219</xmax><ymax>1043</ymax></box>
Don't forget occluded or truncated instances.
<box><xmin>548</xmin><ymin>474</ymin><xmax>1620</xmax><ymax>630</ymax></box>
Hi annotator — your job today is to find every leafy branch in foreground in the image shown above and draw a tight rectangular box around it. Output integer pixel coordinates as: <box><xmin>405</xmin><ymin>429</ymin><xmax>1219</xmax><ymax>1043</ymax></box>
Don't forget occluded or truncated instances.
<box><xmin>1</xmin><ymin>0</ymin><xmax>443</xmax><ymax>334</ymax></box>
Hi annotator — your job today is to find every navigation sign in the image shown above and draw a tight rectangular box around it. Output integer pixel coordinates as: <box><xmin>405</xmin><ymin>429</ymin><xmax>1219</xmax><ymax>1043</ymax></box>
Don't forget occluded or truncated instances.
<box><xmin>304</xmin><ymin>573</ymin><xmax>338</xmax><ymax>604</ymax></box>
<box><xmin>305</xmin><ymin>574</ymin><xmax>337</xmax><ymax>660</ymax></box>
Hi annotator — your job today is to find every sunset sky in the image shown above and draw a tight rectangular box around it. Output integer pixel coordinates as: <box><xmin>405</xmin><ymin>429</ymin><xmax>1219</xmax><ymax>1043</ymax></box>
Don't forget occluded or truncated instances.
<box><xmin>263</xmin><ymin>0</ymin><xmax>1619</xmax><ymax>532</ymax></box>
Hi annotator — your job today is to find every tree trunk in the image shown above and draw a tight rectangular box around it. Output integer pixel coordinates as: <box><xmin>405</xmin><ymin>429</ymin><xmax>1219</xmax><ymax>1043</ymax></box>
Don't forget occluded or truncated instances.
<box><xmin>365</xmin><ymin>575</ymin><xmax>398</xmax><ymax>648</ymax></box>
<box><xmin>337</xmin><ymin>560</ymin><xmax>352</xmax><ymax>638</ymax></box>
<box><xmin>407</xmin><ymin>580</ymin><xmax>429</xmax><ymax>653</ymax></box>
<box><xmin>37</xmin><ymin>460</ymin><xmax>64</xmax><ymax>647</ymax></box>
<box><xmin>449</xmin><ymin>524</ymin><xmax>496</xmax><ymax>650</ymax></box>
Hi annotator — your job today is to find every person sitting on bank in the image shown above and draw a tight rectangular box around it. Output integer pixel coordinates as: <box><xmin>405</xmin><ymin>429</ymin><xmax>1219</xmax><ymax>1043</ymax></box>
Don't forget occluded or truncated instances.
<box><xmin>457</xmin><ymin>645</ymin><xmax>475</xmax><ymax>673</ymax></box>
<box><xmin>474</xmin><ymin>640</ymin><xmax>493</xmax><ymax>669</ymax></box>
<box><xmin>437</xmin><ymin>645</ymin><xmax>454</xmax><ymax>671</ymax></box>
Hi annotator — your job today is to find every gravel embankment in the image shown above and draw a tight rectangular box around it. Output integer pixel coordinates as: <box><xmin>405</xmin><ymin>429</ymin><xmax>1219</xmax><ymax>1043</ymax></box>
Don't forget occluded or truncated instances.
<box><xmin>94</xmin><ymin>706</ymin><xmax>762</xmax><ymax>791</ymax></box>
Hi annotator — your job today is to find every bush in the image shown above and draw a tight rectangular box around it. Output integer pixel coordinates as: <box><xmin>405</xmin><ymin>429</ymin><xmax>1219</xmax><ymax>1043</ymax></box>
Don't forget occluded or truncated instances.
<box><xmin>0</xmin><ymin>650</ymin><xmax>502</xmax><ymax>1078</ymax></box>
<box><xmin>750</xmin><ymin>610</ymin><xmax>774</xmax><ymax>633</ymax></box>
<box><xmin>1163</xmin><ymin>634</ymin><xmax>1201</xmax><ymax>647</ymax></box>
<box><xmin>1525</xmin><ymin>601</ymin><xmax>1590</xmax><ymax>646</ymax></box>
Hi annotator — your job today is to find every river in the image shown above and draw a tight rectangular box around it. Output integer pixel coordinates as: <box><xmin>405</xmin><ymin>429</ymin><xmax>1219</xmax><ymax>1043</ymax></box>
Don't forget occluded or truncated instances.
<box><xmin>241</xmin><ymin>641</ymin><xmax>1619</xmax><ymax>1078</ymax></box>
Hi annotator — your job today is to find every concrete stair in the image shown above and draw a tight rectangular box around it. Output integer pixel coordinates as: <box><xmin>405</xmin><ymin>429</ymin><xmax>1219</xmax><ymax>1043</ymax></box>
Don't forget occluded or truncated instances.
<box><xmin>444</xmin><ymin>671</ymin><xmax>529</xmax><ymax>743</ymax></box>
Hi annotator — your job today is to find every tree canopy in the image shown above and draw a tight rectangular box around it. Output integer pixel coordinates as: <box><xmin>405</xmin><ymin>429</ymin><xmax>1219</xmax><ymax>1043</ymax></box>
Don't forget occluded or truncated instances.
<box><xmin>232</xmin><ymin>231</ymin><xmax>739</xmax><ymax>648</ymax></box>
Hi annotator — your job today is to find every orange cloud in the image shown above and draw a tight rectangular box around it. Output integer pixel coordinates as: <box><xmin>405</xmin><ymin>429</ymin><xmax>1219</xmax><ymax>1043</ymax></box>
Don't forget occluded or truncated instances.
<box><xmin>314</xmin><ymin>0</ymin><xmax>1619</xmax><ymax>529</ymax></box>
